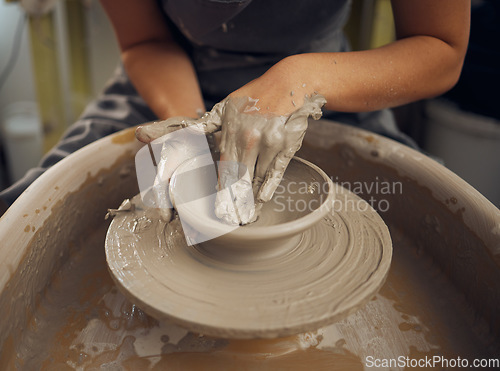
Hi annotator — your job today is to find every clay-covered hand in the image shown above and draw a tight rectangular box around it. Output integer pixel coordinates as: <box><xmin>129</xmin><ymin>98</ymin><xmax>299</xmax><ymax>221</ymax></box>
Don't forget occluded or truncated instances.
<box><xmin>215</xmin><ymin>94</ymin><xmax>326</xmax><ymax>225</ymax></box>
<box><xmin>135</xmin><ymin>103</ymin><xmax>225</xmax><ymax>222</ymax></box>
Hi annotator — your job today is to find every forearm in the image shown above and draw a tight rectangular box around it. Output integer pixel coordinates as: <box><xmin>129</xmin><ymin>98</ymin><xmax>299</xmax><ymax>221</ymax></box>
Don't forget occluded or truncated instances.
<box><xmin>233</xmin><ymin>0</ymin><xmax>469</xmax><ymax>116</ymax></box>
<box><xmin>100</xmin><ymin>0</ymin><xmax>204</xmax><ymax>120</ymax></box>
<box><xmin>313</xmin><ymin>0</ymin><xmax>470</xmax><ymax>113</ymax></box>
<box><xmin>288</xmin><ymin>35</ymin><xmax>466</xmax><ymax>113</ymax></box>
<box><xmin>122</xmin><ymin>41</ymin><xmax>204</xmax><ymax>119</ymax></box>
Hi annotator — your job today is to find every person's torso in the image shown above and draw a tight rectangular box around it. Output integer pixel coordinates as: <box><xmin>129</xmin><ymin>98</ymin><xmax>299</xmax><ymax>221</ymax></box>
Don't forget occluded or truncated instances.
<box><xmin>161</xmin><ymin>0</ymin><xmax>352</xmax><ymax>99</ymax></box>
<box><xmin>162</xmin><ymin>0</ymin><xmax>351</xmax><ymax>55</ymax></box>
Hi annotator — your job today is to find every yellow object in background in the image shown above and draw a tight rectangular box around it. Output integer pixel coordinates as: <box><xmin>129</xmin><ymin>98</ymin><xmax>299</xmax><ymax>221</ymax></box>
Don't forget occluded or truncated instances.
<box><xmin>4</xmin><ymin>0</ymin><xmax>92</xmax><ymax>153</ymax></box>
<box><xmin>345</xmin><ymin>0</ymin><xmax>395</xmax><ymax>51</ymax></box>
<box><xmin>65</xmin><ymin>0</ymin><xmax>91</xmax><ymax>121</ymax></box>
<box><xmin>370</xmin><ymin>0</ymin><xmax>395</xmax><ymax>49</ymax></box>
<box><xmin>28</xmin><ymin>12</ymin><xmax>66</xmax><ymax>153</ymax></box>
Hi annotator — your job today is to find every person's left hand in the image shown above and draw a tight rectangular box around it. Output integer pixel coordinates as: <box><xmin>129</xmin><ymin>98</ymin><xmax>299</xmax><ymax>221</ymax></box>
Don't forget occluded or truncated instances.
<box><xmin>135</xmin><ymin>101</ymin><xmax>225</xmax><ymax>221</ymax></box>
<box><xmin>135</xmin><ymin>101</ymin><xmax>224</xmax><ymax>144</ymax></box>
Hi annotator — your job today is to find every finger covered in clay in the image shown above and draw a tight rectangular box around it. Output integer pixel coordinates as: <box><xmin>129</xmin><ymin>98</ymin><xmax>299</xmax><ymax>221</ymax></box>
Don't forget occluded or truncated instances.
<box><xmin>135</xmin><ymin>100</ymin><xmax>226</xmax><ymax>143</ymax></box>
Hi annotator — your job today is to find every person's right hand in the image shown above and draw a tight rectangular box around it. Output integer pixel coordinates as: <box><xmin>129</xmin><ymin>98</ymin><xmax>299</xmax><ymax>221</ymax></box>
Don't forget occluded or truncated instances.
<box><xmin>214</xmin><ymin>95</ymin><xmax>326</xmax><ymax>225</ymax></box>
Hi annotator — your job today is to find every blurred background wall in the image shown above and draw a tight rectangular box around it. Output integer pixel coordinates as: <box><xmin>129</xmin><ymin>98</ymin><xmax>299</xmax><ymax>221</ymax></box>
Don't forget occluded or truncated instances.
<box><xmin>0</xmin><ymin>0</ymin><xmax>119</xmax><ymax>188</ymax></box>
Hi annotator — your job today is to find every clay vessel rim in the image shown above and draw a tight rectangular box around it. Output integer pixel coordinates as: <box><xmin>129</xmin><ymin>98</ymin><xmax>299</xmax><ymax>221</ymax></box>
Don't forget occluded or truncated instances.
<box><xmin>169</xmin><ymin>156</ymin><xmax>335</xmax><ymax>241</ymax></box>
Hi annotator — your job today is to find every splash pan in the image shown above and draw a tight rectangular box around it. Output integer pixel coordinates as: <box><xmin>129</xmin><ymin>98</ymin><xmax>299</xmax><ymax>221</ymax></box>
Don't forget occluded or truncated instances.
<box><xmin>0</xmin><ymin>122</ymin><xmax>499</xmax><ymax>369</ymax></box>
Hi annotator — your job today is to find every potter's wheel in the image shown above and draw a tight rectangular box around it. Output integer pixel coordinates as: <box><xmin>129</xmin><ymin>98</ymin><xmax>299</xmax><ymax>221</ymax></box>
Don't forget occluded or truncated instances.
<box><xmin>106</xmin><ymin>158</ymin><xmax>392</xmax><ymax>339</ymax></box>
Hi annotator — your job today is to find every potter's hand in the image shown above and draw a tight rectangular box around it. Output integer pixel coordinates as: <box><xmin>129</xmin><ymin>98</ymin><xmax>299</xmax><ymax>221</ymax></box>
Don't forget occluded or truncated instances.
<box><xmin>135</xmin><ymin>103</ymin><xmax>225</xmax><ymax>222</ymax></box>
<box><xmin>215</xmin><ymin>94</ymin><xmax>326</xmax><ymax>225</ymax></box>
